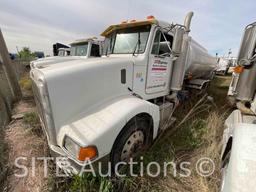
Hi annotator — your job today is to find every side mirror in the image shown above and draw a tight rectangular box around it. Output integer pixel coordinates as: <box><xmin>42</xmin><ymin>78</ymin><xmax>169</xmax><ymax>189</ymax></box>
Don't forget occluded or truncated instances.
<box><xmin>239</xmin><ymin>58</ymin><xmax>252</xmax><ymax>67</ymax></box>
<box><xmin>172</xmin><ymin>28</ymin><xmax>184</xmax><ymax>55</ymax></box>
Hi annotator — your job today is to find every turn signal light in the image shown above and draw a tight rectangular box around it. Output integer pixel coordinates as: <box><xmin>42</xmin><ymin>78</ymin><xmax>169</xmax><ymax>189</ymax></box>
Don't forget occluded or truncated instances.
<box><xmin>78</xmin><ymin>146</ymin><xmax>98</xmax><ymax>161</ymax></box>
<box><xmin>233</xmin><ymin>66</ymin><xmax>244</xmax><ymax>74</ymax></box>
<box><xmin>147</xmin><ymin>15</ymin><xmax>155</xmax><ymax>20</ymax></box>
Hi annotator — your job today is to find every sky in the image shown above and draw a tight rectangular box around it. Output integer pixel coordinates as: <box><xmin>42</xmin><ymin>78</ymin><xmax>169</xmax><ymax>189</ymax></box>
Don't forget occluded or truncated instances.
<box><xmin>0</xmin><ymin>0</ymin><xmax>255</xmax><ymax>56</ymax></box>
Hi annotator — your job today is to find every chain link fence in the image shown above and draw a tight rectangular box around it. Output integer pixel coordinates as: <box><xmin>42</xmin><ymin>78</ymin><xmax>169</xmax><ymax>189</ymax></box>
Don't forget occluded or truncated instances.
<box><xmin>12</xmin><ymin>59</ymin><xmax>30</xmax><ymax>80</ymax></box>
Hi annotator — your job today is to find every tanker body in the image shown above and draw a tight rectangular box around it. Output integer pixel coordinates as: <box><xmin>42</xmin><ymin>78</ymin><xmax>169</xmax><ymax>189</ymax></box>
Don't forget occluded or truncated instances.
<box><xmin>30</xmin><ymin>12</ymin><xmax>216</xmax><ymax>173</ymax></box>
<box><xmin>185</xmin><ymin>38</ymin><xmax>217</xmax><ymax>79</ymax></box>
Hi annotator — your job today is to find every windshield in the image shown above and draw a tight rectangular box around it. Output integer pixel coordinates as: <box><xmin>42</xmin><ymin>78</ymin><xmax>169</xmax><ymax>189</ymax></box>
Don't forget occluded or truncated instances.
<box><xmin>106</xmin><ymin>25</ymin><xmax>151</xmax><ymax>54</ymax></box>
<box><xmin>70</xmin><ymin>43</ymin><xmax>88</xmax><ymax>56</ymax></box>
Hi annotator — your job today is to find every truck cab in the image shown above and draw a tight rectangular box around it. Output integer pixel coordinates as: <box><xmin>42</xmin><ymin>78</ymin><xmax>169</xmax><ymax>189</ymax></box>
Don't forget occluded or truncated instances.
<box><xmin>30</xmin><ymin>12</ymin><xmax>216</xmax><ymax>172</ymax></box>
<box><xmin>70</xmin><ymin>38</ymin><xmax>102</xmax><ymax>57</ymax></box>
<box><xmin>30</xmin><ymin>38</ymin><xmax>103</xmax><ymax>69</ymax></box>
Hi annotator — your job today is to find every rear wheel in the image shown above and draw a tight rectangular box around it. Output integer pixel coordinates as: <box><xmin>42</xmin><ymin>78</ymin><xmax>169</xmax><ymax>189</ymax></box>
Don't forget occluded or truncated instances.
<box><xmin>110</xmin><ymin>116</ymin><xmax>152</xmax><ymax>172</ymax></box>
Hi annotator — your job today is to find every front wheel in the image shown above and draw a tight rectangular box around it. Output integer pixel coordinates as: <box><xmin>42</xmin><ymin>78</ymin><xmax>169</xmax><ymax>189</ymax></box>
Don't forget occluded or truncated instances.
<box><xmin>110</xmin><ymin>116</ymin><xmax>152</xmax><ymax>172</ymax></box>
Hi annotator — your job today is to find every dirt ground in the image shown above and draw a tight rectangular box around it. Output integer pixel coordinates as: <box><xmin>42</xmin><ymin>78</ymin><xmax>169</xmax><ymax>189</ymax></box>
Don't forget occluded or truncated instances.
<box><xmin>5</xmin><ymin>99</ymin><xmax>49</xmax><ymax>192</ymax></box>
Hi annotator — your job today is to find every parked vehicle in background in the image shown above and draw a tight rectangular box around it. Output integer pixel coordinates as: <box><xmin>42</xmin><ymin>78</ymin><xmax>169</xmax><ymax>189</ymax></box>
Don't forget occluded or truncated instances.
<box><xmin>53</xmin><ymin>43</ymin><xmax>70</xmax><ymax>56</ymax></box>
<box><xmin>34</xmin><ymin>51</ymin><xmax>45</xmax><ymax>59</ymax></box>
<box><xmin>31</xmin><ymin>37</ymin><xmax>103</xmax><ymax>69</ymax></box>
<box><xmin>9</xmin><ymin>53</ymin><xmax>18</xmax><ymax>60</ymax></box>
<box><xmin>30</xmin><ymin>12</ymin><xmax>216</xmax><ymax>172</ymax></box>
<box><xmin>70</xmin><ymin>37</ymin><xmax>103</xmax><ymax>57</ymax></box>
<box><xmin>221</xmin><ymin>21</ymin><xmax>256</xmax><ymax>192</ymax></box>
<box><xmin>216</xmin><ymin>57</ymin><xmax>231</xmax><ymax>75</ymax></box>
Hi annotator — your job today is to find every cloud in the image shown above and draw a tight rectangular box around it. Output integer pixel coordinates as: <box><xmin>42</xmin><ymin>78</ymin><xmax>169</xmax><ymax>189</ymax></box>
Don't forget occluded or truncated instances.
<box><xmin>0</xmin><ymin>0</ymin><xmax>255</xmax><ymax>56</ymax></box>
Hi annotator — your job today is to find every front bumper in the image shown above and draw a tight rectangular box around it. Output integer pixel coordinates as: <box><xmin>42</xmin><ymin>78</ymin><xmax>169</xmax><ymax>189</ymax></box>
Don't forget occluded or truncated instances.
<box><xmin>39</xmin><ymin>115</ymin><xmax>111</xmax><ymax>174</ymax></box>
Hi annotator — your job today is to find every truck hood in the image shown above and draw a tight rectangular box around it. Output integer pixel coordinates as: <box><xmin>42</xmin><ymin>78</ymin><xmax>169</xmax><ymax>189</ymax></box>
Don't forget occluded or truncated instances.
<box><xmin>31</xmin><ymin>57</ymin><xmax>134</xmax><ymax>132</ymax></box>
<box><xmin>31</xmin><ymin>56</ymin><xmax>88</xmax><ymax>69</ymax></box>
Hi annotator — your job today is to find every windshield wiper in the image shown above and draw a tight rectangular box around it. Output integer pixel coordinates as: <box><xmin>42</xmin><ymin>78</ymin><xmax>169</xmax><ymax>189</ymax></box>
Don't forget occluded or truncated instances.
<box><xmin>132</xmin><ymin>33</ymin><xmax>141</xmax><ymax>56</ymax></box>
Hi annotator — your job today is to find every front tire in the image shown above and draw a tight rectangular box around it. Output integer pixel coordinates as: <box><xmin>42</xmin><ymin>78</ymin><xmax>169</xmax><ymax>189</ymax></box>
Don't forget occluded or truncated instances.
<box><xmin>110</xmin><ymin>116</ymin><xmax>152</xmax><ymax>172</ymax></box>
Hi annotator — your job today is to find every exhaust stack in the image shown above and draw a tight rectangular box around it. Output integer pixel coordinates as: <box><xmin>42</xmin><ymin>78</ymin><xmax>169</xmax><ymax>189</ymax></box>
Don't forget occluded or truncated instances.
<box><xmin>184</xmin><ymin>12</ymin><xmax>194</xmax><ymax>32</ymax></box>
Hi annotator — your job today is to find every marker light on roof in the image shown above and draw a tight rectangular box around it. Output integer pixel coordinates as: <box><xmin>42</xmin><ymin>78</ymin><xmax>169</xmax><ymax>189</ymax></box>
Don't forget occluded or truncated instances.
<box><xmin>121</xmin><ymin>21</ymin><xmax>128</xmax><ymax>24</ymax></box>
<box><xmin>130</xmin><ymin>19</ymin><xmax>137</xmax><ymax>23</ymax></box>
<box><xmin>147</xmin><ymin>15</ymin><xmax>155</xmax><ymax>20</ymax></box>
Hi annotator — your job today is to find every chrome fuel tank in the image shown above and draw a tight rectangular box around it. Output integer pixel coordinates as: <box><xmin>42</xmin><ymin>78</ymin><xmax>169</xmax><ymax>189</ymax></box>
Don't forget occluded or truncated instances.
<box><xmin>235</xmin><ymin>22</ymin><xmax>256</xmax><ymax>101</ymax></box>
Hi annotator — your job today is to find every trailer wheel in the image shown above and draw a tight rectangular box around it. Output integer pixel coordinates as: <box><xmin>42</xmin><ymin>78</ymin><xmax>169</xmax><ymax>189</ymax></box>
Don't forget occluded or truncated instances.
<box><xmin>110</xmin><ymin>116</ymin><xmax>152</xmax><ymax>171</ymax></box>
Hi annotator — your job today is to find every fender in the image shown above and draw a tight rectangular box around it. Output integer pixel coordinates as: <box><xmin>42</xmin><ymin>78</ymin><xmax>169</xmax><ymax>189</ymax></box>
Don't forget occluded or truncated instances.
<box><xmin>57</xmin><ymin>95</ymin><xmax>160</xmax><ymax>164</ymax></box>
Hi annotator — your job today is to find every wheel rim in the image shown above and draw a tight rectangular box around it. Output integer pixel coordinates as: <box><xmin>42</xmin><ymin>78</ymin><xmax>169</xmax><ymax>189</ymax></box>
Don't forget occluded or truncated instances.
<box><xmin>120</xmin><ymin>130</ymin><xmax>145</xmax><ymax>162</ymax></box>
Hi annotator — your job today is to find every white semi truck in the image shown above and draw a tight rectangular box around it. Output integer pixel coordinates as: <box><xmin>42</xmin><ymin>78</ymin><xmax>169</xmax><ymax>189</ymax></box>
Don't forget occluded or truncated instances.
<box><xmin>31</xmin><ymin>37</ymin><xmax>103</xmax><ymax>69</ymax></box>
<box><xmin>30</xmin><ymin>12</ymin><xmax>216</xmax><ymax>171</ymax></box>
<box><xmin>221</xmin><ymin>22</ymin><xmax>256</xmax><ymax>192</ymax></box>
<box><xmin>216</xmin><ymin>57</ymin><xmax>231</xmax><ymax>75</ymax></box>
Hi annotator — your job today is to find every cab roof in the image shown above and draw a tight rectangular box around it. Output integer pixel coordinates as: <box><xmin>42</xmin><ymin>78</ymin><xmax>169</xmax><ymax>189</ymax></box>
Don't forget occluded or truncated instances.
<box><xmin>70</xmin><ymin>37</ymin><xmax>99</xmax><ymax>45</ymax></box>
<box><xmin>101</xmin><ymin>18</ymin><xmax>161</xmax><ymax>37</ymax></box>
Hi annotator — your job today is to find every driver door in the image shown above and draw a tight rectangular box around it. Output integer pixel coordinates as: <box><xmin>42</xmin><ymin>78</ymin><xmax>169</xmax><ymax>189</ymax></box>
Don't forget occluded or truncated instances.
<box><xmin>146</xmin><ymin>30</ymin><xmax>173</xmax><ymax>94</ymax></box>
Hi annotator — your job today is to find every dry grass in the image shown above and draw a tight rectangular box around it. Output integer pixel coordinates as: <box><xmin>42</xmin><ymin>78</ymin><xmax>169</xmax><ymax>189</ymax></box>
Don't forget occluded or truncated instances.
<box><xmin>0</xmin><ymin>124</ymin><xmax>8</xmax><ymax>191</ymax></box>
<box><xmin>23</xmin><ymin>112</ymin><xmax>42</xmax><ymax>136</ymax></box>
<box><xmin>153</xmin><ymin>76</ymin><xmax>232</xmax><ymax>192</ymax></box>
<box><xmin>171</xmin><ymin>112</ymin><xmax>224</xmax><ymax>192</ymax></box>
<box><xmin>5</xmin><ymin>99</ymin><xmax>49</xmax><ymax>191</ymax></box>
<box><xmin>19</xmin><ymin>76</ymin><xmax>32</xmax><ymax>91</ymax></box>
<box><xmin>19</xmin><ymin>75</ymin><xmax>33</xmax><ymax>98</ymax></box>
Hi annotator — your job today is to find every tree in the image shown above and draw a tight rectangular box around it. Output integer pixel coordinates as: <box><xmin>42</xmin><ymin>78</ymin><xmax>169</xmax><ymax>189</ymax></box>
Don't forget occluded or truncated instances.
<box><xmin>18</xmin><ymin>47</ymin><xmax>36</xmax><ymax>60</ymax></box>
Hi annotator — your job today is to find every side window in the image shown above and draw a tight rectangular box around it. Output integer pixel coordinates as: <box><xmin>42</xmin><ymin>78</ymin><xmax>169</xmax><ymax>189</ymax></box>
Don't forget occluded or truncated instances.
<box><xmin>104</xmin><ymin>35</ymin><xmax>115</xmax><ymax>55</ymax></box>
<box><xmin>151</xmin><ymin>30</ymin><xmax>173</xmax><ymax>56</ymax></box>
<box><xmin>91</xmin><ymin>44</ymin><xmax>100</xmax><ymax>57</ymax></box>
<box><xmin>151</xmin><ymin>31</ymin><xmax>161</xmax><ymax>55</ymax></box>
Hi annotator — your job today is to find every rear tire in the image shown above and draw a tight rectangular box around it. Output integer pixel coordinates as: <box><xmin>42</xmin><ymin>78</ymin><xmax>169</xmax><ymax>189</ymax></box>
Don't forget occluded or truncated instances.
<box><xmin>110</xmin><ymin>116</ymin><xmax>152</xmax><ymax>172</ymax></box>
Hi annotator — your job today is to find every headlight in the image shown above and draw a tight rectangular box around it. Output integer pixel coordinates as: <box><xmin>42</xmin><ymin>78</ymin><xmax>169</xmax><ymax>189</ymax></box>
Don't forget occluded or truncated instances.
<box><xmin>64</xmin><ymin>136</ymin><xmax>80</xmax><ymax>158</ymax></box>
<box><xmin>64</xmin><ymin>136</ymin><xmax>98</xmax><ymax>161</ymax></box>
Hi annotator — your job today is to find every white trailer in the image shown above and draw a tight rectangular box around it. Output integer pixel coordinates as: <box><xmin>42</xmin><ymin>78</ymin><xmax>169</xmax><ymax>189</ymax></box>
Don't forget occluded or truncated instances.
<box><xmin>30</xmin><ymin>12</ymin><xmax>216</xmax><ymax>172</ymax></box>
<box><xmin>221</xmin><ymin>22</ymin><xmax>256</xmax><ymax>192</ymax></box>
